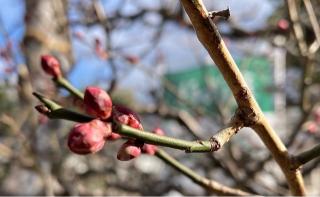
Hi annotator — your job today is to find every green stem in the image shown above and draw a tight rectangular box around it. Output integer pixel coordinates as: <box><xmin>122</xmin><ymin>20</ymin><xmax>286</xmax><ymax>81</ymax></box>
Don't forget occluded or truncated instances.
<box><xmin>155</xmin><ymin>148</ymin><xmax>251</xmax><ymax>195</ymax></box>
<box><xmin>156</xmin><ymin>148</ymin><xmax>204</xmax><ymax>182</ymax></box>
<box><xmin>54</xmin><ymin>77</ymin><xmax>84</xmax><ymax>99</ymax></box>
<box><xmin>32</xmin><ymin>92</ymin><xmax>61</xmax><ymax>110</ymax></box>
<box><xmin>48</xmin><ymin>108</ymin><xmax>93</xmax><ymax>122</ymax></box>
<box><xmin>33</xmin><ymin>92</ymin><xmax>92</xmax><ymax>122</ymax></box>
<box><xmin>33</xmin><ymin>92</ymin><xmax>215</xmax><ymax>153</ymax></box>
<box><xmin>118</xmin><ymin>124</ymin><xmax>212</xmax><ymax>152</ymax></box>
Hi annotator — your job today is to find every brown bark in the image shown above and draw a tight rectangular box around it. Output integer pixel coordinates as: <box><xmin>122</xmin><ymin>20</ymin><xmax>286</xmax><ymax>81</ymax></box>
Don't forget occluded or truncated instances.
<box><xmin>180</xmin><ymin>0</ymin><xmax>305</xmax><ymax>195</ymax></box>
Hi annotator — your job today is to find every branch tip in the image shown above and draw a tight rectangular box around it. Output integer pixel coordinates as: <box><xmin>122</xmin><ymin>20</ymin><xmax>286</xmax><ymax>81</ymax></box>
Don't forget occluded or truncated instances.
<box><xmin>208</xmin><ymin>7</ymin><xmax>230</xmax><ymax>20</ymax></box>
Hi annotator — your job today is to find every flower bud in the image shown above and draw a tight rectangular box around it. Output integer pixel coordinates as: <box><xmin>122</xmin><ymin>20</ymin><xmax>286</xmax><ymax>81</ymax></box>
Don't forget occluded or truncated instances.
<box><xmin>117</xmin><ymin>140</ymin><xmax>141</xmax><ymax>161</ymax></box>
<box><xmin>35</xmin><ymin>104</ymin><xmax>50</xmax><ymax>115</ymax></box>
<box><xmin>141</xmin><ymin>144</ymin><xmax>157</xmax><ymax>155</ymax></box>
<box><xmin>84</xmin><ymin>86</ymin><xmax>113</xmax><ymax>120</ymax></box>
<box><xmin>277</xmin><ymin>19</ymin><xmax>289</xmax><ymax>31</ymax></box>
<box><xmin>68</xmin><ymin>119</ymin><xmax>111</xmax><ymax>155</ymax></box>
<box><xmin>41</xmin><ymin>55</ymin><xmax>62</xmax><ymax>78</ymax></box>
<box><xmin>112</xmin><ymin>105</ymin><xmax>143</xmax><ymax>130</ymax></box>
<box><xmin>153</xmin><ymin>127</ymin><xmax>165</xmax><ymax>136</ymax></box>
<box><xmin>306</xmin><ymin>121</ymin><xmax>318</xmax><ymax>134</ymax></box>
<box><xmin>124</xmin><ymin>55</ymin><xmax>139</xmax><ymax>64</ymax></box>
<box><xmin>106</xmin><ymin>132</ymin><xmax>122</xmax><ymax>141</ymax></box>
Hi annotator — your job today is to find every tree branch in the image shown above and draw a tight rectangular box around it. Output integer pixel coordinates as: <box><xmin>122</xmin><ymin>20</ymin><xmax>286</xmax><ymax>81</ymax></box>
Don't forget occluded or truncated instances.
<box><xmin>180</xmin><ymin>0</ymin><xmax>305</xmax><ymax>195</ymax></box>
<box><xmin>155</xmin><ymin>148</ymin><xmax>252</xmax><ymax>196</ymax></box>
<box><xmin>303</xmin><ymin>0</ymin><xmax>320</xmax><ymax>54</ymax></box>
<box><xmin>291</xmin><ymin>144</ymin><xmax>320</xmax><ymax>170</ymax></box>
<box><xmin>33</xmin><ymin>92</ymin><xmax>241</xmax><ymax>153</ymax></box>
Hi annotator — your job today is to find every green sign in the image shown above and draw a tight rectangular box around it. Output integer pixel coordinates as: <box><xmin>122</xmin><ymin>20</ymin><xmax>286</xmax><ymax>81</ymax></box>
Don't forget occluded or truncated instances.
<box><xmin>163</xmin><ymin>57</ymin><xmax>274</xmax><ymax>115</ymax></box>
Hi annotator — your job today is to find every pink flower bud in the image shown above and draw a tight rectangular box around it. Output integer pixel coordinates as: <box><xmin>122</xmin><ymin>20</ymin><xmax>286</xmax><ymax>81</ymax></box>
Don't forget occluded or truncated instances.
<box><xmin>142</xmin><ymin>127</ymin><xmax>165</xmax><ymax>155</ymax></box>
<box><xmin>112</xmin><ymin>105</ymin><xmax>143</xmax><ymax>130</ymax></box>
<box><xmin>41</xmin><ymin>55</ymin><xmax>62</xmax><ymax>78</ymax></box>
<box><xmin>153</xmin><ymin>127</ymin><xmax>165</xmax><ymax>136</ymax></box>
<box><xmin>68</xmin><ymin>119</ymin><xmax>111</xmax><ymax>155</ymax></box>
<box><xmin>106</xmin><ymin>132</ymin><xmax>122</xmax><ymax>141</ymax></box>
<box><xmin>117</xmin><ymin>140</ymin><xmax>141</xmax><ymax>161</ymax></box>
<box><xmin>141</xmin><ymin>144</ymin><xmax>157</xmax><ymax>155</ymax></box>
<box><xmin>306</xmin><ymin>121</ymin><xmax>318</xmax><ymax>134</ymax></box>
<box><xmin>277</xmin><ymin>19</ymin><xmax>289</xmax><ymax>31</ymax></box>
<box><xmin>124</xmin><ymin>55</ymin><xmax>139</xmax><ymax>64</ymax></box>
<box><xmin>35</xmin><ymin>105</ymin><xmax>50</xmax><ymax>115</ymax></box>
<box><xmin>94</xmin><ymin>38</ymin><xmax>109</xmax><ymax>60</ymax></box>
<box><xmin>84</xmin><ymin>86</ymin><xmax>113</xmax><ymax>120</ymax></box>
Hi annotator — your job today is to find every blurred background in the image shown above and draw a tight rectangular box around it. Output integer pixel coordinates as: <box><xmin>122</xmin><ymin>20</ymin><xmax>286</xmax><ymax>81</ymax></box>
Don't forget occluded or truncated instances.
<box><xmin>0</xmin><ymin>0</ymin><xmax>320</xmax><ymax>195</ymax></box>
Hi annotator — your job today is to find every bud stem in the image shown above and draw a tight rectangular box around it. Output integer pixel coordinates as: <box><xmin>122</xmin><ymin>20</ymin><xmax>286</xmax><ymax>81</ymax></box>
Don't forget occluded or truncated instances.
<box><xmin>155</xmin><ymin>148</ymin><xmax>251</xmax><ymax>195</ymax></box>
<box><xmin>54</xmin><ymin>76</ymin><xmax>84</xmax><ymax>99</ymax></box>
<box><xmin>33</xmin><ymin>92</ymin><xmax>229</xmax><ymax>153</ymax></box>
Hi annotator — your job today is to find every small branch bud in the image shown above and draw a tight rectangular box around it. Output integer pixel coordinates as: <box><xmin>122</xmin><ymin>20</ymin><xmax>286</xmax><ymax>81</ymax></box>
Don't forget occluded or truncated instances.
<box><xmin>208</xmin><ymin>7</ymin><xmax>230</xmax><ymax>20</ymax></box>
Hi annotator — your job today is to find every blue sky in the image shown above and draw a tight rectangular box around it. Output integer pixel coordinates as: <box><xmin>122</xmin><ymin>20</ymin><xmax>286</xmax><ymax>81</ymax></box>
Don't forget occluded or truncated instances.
<box><xmin>0</xmin><ymin>0</ymin><xmax>279</xmax><ymax>97</ymax></box>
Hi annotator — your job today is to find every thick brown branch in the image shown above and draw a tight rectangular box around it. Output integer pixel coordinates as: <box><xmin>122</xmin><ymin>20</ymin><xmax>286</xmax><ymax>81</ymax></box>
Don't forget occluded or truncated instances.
<box><xmin>180</xmin><ymin>0</ymin><xmax>305</xmax><ymax>195</ymax></box>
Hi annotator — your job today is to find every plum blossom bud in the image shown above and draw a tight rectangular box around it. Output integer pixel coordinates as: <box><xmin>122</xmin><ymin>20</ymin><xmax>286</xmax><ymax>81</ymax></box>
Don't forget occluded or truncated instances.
<box><xmin>106</xmin><ymin>132</ymin><xmax>122</xmax><ymax>141</ymax></box>
<box><xmin>112</xmin><ymin>105</ymin><xmax>143</xmax><ymax>130</ymax></box>
<box><xmin>117</xmin><ymin>140</ymin><xmax>142</xmax><ymax>161</ymax></box>
<box><xmin>277</xmin><ymin>19</ymin><xmax>289</xmax><ymax>31</ymax></box>
<box><xmin>35</xmin><ymin>105</ymin><xmax>50</xmax><ymax>115</ymax></box>
<box><xmin>84</xmin><ymin>86</ymin><xmax>112</xmax><ymax>120</ymax></box>
<box><xmin>41</xmin><ymin>55</ymin><xmax>62</xmax><ymax>78</ymax></box>
<box><xmin>153</xmin><ymin>127</ymin><xmax>165</xmax><ymax>136</ymax></box>
<box><xmin>142</xmin><ymin>127</ymin><xmax>165</xmax><ymax>155</ymax></box>
<box><xmin>113</xmin><ymin>105</ymin><xmax>144</xmax><ymax>160</ymax></box>
<box><xmin>94</xmin><ymin>38</ymin><xmax>109</xmax><ymax>60</ymax></box>
<box><xmin>141</xmin><ymin>144</ymin><xmax>157</xmax><ymax>155</ymax></box>
<box><xmin>124</xmin><ymin>55</ymin><xmax>139</xmax><ymax>64</ymax></box>
<box><xmin>306</xmin><ymin>121</ymin><xmax>318</xmax><ymax>134</ymax></box>
<box><xmin>68</xmin><ymin>119</ymin><xmax>111</xmax><ymax>155</ymax></box>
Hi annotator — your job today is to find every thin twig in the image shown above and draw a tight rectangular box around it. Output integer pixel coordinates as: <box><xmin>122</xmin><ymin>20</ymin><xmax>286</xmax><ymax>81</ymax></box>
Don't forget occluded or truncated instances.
<box><xmin>287</xmin><ymin>0</ymin><xmax>308</xmax><ymax>56</ymax></box>
<box><xmin>155</xmin><ymin>148</ymin><xmax>252</xmax><ymax>196</ymax></box>
<box><xmin>32</xmin><ymin>92</ymin><xmax>233</xmax><ymax>153</ymax></box>
<box><xmin>303</xmin><ymin>0</ymin><xmax>320</xmax><ymax>54</ymax></box>
<box><xmin>54</xmin><ymin>76</ymin><xmax>84</xmax><ymax>99</ymax></box>
<box><xmin>291</xmin><ymin>144</ymin><xmax>320</xmax><ymax>170</ymax></box>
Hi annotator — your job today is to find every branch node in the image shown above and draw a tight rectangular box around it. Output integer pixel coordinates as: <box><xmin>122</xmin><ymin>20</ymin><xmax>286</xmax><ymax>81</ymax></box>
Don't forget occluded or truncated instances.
<box><xmin>289</xmin><ymin>155</ymin><xmax>301</xmax><ymax>171</ymax></box>
<box><xmin>208</xmin><ymin>7</ymin><xmax>230</xmax><ymax>20</ymax></box>
<box><xmin>209</xmin><ymin>137</ymin><xmax>221</xmax><ymax>151</ymax></box>
<box><xmin>235</xmin><ymin>107</ymin><xmax>259</xmax><ymax>127</ymax></box>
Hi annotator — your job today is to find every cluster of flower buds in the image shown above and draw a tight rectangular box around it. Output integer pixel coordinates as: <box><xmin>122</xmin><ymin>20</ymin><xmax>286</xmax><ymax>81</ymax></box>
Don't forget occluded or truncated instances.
<box><xmin>68</xmin><ymin>86</ymin><xmax>165</xmax><ymax>160</ymax></box>
<box><xmin>40</xmin><ymin>55</ymin><xmax>164</xmax><ymax>160</ymax></box>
